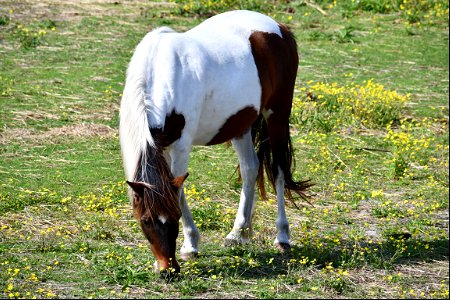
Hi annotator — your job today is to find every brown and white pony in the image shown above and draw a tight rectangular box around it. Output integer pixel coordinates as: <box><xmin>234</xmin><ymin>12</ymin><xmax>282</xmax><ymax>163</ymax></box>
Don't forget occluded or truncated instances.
<box><xmin>119</xmin><ymin>10</ymin><xmax>311</xmax><ymax>274</ymax></box>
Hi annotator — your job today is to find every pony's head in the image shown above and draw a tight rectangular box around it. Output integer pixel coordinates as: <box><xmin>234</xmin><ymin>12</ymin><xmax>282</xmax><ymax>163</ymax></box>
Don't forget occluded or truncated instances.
<box><xmin>127</xmin><ymin>173</ymin><xmax>188</xmax><ymax>274</ymax></box>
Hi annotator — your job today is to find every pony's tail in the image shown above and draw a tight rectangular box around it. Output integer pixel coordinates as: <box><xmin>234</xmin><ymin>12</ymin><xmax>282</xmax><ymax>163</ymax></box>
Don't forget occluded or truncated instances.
<box><xmin>251</xmin><ymin>115</ymin><xmax>314</xmax><ymax>207</ymax></box>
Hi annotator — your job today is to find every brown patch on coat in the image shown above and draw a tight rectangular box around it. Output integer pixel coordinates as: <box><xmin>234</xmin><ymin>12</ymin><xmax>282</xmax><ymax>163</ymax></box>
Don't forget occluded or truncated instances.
<box><xmin>249</xmin><ymin>24</ymin><xmax>298</xmax><ymax>115</ymax></box>
<box><xmin>206</xmin><ymin>106</ymin><xmax>258</xmax><ymax>145</ymax></box>
<box><xmin>150</xmin><ymin>110</ymin><xmax>185</xmax><ymax>148</ymax></box>
<box><xmin>249</xmin><ymin>24</ymin><xmax>313</xmax><ymax>202</ymax></box>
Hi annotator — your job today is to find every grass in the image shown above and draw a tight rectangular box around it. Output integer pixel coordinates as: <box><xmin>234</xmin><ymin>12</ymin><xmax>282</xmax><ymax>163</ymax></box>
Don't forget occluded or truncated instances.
<box><xmin>0</xmin><ymin>0</ymin><xmax>448</xmax><ymax>298</ymax></box>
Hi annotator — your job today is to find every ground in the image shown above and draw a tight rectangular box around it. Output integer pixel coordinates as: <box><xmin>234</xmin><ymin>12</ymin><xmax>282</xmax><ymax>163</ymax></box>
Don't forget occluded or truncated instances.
<box><xmin>0</xmin><ymin>0</ymin><xmax>448</xmax><ymax>298</ymax></box>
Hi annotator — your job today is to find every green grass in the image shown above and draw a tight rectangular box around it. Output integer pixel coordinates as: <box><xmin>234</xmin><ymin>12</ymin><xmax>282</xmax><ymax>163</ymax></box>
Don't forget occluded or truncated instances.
<box><xmin>0</xmin><ymin>0</ymin><xmax>448</xmax><ymax>298</ymax></box>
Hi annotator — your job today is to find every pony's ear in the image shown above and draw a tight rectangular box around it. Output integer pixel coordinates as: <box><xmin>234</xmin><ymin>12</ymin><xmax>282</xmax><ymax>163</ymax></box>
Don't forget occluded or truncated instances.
<box><xmin>126</xmin><ymin>181</ymin><xmax>154</xmax><ymax>197</ymax></box>
<box><xmin>172</xmin><ymin>173</ymin><xmax>189</xmax><ymax>189</ymax></box>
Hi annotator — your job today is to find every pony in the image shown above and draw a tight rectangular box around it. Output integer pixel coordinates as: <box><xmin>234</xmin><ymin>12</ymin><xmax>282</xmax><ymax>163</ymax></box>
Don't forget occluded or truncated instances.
<box><xmin>119</xmin><ymin>10</ymin><xmax>312</xmax><ymax>273</ymax></box>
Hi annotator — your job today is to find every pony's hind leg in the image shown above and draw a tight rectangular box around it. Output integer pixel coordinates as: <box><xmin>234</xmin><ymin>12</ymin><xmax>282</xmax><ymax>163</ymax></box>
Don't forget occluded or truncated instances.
<box><xmin>273</xmin><ymin>166</ymin><xmax>290</xmax><ymax>252</ymax></box>
<box><xmin>266</xmin><ymin>115</ymin><xmax>294</xmax><ymax>252</ymax></box>
<box><xmin>225</xmin><ymin>130</ymin><xmax>259</xmax><ymax>245</ymax></box>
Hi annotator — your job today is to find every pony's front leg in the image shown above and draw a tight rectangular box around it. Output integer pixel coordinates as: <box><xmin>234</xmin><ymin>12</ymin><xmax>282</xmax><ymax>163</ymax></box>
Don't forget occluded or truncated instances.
<box><xmin>178</xmin><ymin>187</ymin><xmax>200</xmax><ymax>260</ymax></box>
<box><xmin>225</xmin><ymin>131</ymin><xmax>259</xmax><ymax>245</ymax></box>
<box><xmin>168</xmin><ymin>143</ymin><xmax>200</xmax><ymax>260</ymax></box>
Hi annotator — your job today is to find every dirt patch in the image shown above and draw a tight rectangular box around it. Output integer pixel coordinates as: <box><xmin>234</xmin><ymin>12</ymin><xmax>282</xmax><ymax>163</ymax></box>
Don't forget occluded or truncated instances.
<box><xmin>11</xmin><ymin>110</ymin><xmax>60</xmax><ymax>123</ymax></box>
<box><xmin>45</xmin><ymin>123</ymin><xmax>116</xmax><ymax>138</ymax></box>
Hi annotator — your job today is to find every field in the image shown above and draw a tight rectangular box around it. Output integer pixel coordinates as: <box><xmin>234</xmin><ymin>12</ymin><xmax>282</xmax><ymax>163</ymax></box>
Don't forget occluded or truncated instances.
<box><xmin>0</xmin><ymin>0</ymin><xmax>448</xmax><ymax>298</ymax></box>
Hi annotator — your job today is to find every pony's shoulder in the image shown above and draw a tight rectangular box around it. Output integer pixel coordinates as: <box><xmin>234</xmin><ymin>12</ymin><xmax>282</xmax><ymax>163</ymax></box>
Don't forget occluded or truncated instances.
<box><xmin>138</xmin><ymin>26</ymin><xmax>177</xmax><ymax>44</ymax></box>
<box><xmin>151</xmin><ymin>26</ymin><xmax>177</xmax><ymax>35</ymax></box>
<box><xmin>140</xmin><ymin>26</ymin><xmax>176</xmax><ymax>42</ymax></box>
<box><xmin>187</xmin><ymin>10</ymin><xmax>281</xmax><ymax>38</ymax></box>
<box><xmin>201</xmin><ymin>10</ymin><xmax>270</xmax><ymax>23</ymax></box>
<box><xmin>131</xmin><ymin>26</ymin><xmax>178</xmax><ymax>62</ymax></box>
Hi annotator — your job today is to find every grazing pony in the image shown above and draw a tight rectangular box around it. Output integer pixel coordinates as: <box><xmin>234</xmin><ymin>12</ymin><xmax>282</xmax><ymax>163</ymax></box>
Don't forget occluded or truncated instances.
<box><xmin>120</xmin><ymin>10</ymin><xmax>311</xmax><ymax>273</ymax></box>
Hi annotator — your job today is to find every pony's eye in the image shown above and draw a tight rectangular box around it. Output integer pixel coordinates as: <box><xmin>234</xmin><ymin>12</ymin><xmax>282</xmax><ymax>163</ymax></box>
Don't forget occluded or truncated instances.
<box><xmin>133</xmin><ymin>196</ymin><xmax>141</xmax><ymax>207</ymax></box>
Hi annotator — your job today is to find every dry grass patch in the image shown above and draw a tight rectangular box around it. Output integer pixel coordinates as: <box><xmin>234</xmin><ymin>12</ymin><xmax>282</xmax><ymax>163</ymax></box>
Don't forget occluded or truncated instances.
<box><xmin>0</xmin><ymin>123</ymin><xmax>116</xmax><ymax>144</ymax></box>
<box><xmin>2</xmin><ymin>0</ymin><xmax>176</xmax><ymax>22</ymax></box>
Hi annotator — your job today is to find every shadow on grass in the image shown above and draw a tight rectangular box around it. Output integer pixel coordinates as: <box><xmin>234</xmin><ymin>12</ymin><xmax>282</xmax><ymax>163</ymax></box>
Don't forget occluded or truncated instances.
<box><xmin>178</xmin><ymin>237</ymin><xmax>449</xmax><ymax>280</ymax></box>
<box><xmin>137</xmin><ymin>237</ymin><xmax>448</xmax><ymax>297</ymax></box>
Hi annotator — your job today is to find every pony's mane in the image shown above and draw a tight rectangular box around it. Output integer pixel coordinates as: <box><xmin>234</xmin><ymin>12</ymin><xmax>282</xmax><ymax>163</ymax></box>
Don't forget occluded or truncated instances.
<box><xmin>120</xmin><ymin>26</ymin><xmax>181</xmax><ymax>221</ymax></box>
<box><xmin>119</xmin><ymin>26</ymin><xmax>176</xmax><ymax>181</ymax></box>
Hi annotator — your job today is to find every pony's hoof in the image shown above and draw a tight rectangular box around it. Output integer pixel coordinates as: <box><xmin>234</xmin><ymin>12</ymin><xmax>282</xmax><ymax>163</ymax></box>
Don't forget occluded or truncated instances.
<box><xmin>224</xmin><ymin>231</ymin><xmax>251</xmax><ymax>246</ymax></box>
<box><xmin>224</xmin><ymin>235</ymin><xmax>250</xmax><ymax>247</ymax></box>
<box><xmin>224</xmin><ymin>238</ymin><xmax>240</xmax><ymax>247</ymax></box>
<box><xmin>180</xmin><ymin>251</ymin><xmax>198</xmax><ymax>261</ymax></box>
<box><xmin>275</xmin><ymin>242</ymin><xmax>291</xmax><ymax>253</ymax></box>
